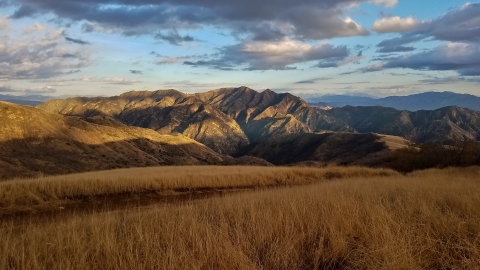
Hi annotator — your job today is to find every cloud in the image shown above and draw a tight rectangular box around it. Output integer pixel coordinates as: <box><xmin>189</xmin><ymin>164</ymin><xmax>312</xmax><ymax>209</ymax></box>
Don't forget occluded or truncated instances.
<box><xmin>0</xmin><ymin>84</ymin><xmax>20</xmax><ymax>93</ymax></box>
<box><xmin>376</xmin><ymin>3</ymin><xmax>480</xmax><ymax>50</ymax></box>
<box><xmin>129</xmin><ymin>70</ymin><xmax>142</xmax><ymax>75</ymax></box>
<box><xmin>4</xmin><ymin>0</ymin><xmax>392</xmax><ymax>41</ymax></box>
<box><xmin>383</xmin><ymin>43</ymin><xmax>480</xmax><ymax>76</ymax></box>
<box><xmin>372</xmin><ymin>16</ymin><xmax>422</xmax><ymax>33</ymax></box>
<box><xmin>360</xmin><ymin>63</ymin><xmax>384</xmax><ymax>73</ymax></box>
<box><xmin>184</xmin><ymin>39</ymin><xmax>349</xmax><ymax>70</ymax></box>
<box><xmin>25</xmin><ymin>86</ymin><xmax>57</xmax><ymax>94</ymax></box>
<box><xmin>23</xmin><ymin>22</ymin><xmax>47</xmax><ymax>33</ymax></box>
<box><xmin>155</xmin><ymin>57</ymin><xmax>183</xmax><ymax>65</ymax></box>
<box><xmin>0</xmin><ymin>15</ymin><xmax>8</xmax><ymax>31</ymax></box>
<box><xmin>154</xmin><ymin>30</ymin><xmax>195</xmax><ymax>45</ymax></box>
<box><xmin>65</xmin><ymin>36</ymin><xmax>90</xmax><ymax>45</ymax></box>
<box><xmin>375</xmin><ymin>32</ymin><xmax>423</xmax><ymax>53</ymax></box>
<box><xmin>374</xmin><ymin>2</ymin><xmax>480</xmax><ymax>56</ymax></box>
<box><xmin>160</xmin><ymin>80</ymin><xmax>238</xmax><ymax>93</ymax></box>
<box><xmin>0</xmin><ymin>26</ymin><xmax>91</xmax><ymax>80</ymax></box>
<box><xmin>81</xmin><ymin>77</ymin><xmax>141</xmax><ymax>84</ymax></box>
<box><xmin>419</xmin><ymin>76</ymin><xmax>465</xmax><ymax>84</ymax></box>
<box><xmin>294</xmin><ymin>77</ymin><xmax>332</xmax><ymax>84</ymax></box>
<box><xmin>0</xmin><ymin>84</ymin><xmax>56</xmax><ymax>94</ymax></box>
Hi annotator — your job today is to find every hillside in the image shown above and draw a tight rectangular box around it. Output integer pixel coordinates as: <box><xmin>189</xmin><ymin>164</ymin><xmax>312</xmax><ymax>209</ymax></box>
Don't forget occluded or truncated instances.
<box><xmin>240</xmin><ymin>132</ymin><xmax>391</xmax><ymax>166</ymax></box>
<box><xmin>0</xmin><ymin>101</ymin><xmax>229</xmax><ymax>179</ymax></box>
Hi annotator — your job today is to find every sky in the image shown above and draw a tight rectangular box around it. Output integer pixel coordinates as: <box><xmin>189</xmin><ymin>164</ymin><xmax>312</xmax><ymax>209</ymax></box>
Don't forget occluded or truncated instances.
<box><xmin>1</xmin><ymin>0</ymin><xmax>480</xmax><ymax>100</ymax></box>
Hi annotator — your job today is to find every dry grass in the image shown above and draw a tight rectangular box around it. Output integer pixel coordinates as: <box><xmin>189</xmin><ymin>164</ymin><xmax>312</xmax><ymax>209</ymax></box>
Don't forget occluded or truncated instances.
<box><xmin>1</xmin><ymin>166</ymin><xmax>480</xmax><ymax>269</ymax></box>
<box><xmin>0</xmin><ymin>166</ymin><xmax>396</xmax><ymax>212</ymax></box>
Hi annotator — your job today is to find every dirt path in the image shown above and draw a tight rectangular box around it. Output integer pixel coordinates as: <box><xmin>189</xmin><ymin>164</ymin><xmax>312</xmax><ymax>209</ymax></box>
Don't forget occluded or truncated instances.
<box><xmin>0</xmin><ymin>187</ymin><xmax>256</xmax><ymax>222</ymax></box>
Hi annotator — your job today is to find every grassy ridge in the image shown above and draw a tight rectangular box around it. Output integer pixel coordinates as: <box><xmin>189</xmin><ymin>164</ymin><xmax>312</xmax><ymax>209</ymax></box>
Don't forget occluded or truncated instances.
<box><xmin>1</xmin><ymin>167</ymin><xmax>480</xmax><ymax>269</ymax></box>
<box><xmin>0</xmin><ymin>166</ymin><xmax>397</xmax><ymax>212</ymax></box>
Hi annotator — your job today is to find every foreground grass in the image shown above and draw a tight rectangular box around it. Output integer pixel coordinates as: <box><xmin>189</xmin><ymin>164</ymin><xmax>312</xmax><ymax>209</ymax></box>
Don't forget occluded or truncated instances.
<box><xmin>0</xmin><ymin>166</ymin><xmax>396</xmax><ymax>213</ymax></box>
<box><xmin>1</xmin><ymin>167</ymin><xmax>480</xmax><ymax>269</ymax></box>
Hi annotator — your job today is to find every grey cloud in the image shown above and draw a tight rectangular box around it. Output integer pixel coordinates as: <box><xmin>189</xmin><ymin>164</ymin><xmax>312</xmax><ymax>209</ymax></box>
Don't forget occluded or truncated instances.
<box><xmin>372</xmin><ymin>3</ymin><xmax>480</xmax><ymax>76</ymax></box>
<box><xmin>129</xmin><ymin>70</ymin><xmax>143</xmax><ymax>75</ymax></box>
<box><xmin>61</xmin><ymin>53</ymin><xmax>77</xmax><ymax>58</ymax></box>
<box><xmin>0</xmin><ymin>85</ymin><xmax>20</xmax><ymax>93</ymax></box>
<box><xmin>65</xmin><ymin>36</ymin><xmax>90</xmax><ymax>45</ymax></box>
<box><xmin>6</xmin><ymin>0</ymin><xmax>383</xmax><ymax>41</ymax></box>
<box><xmin>377</xmin><ymin>45</ymin><xmax>415</xmax><ymax>53</ymax></box>
<box><xmin>65</xmin><ymin>69</ymin><xmax>81</xmax><ymax>74</ymax></box>
<box><xmin>294</xmin><ymin>77</ymin><xmax>332</xmax><ymax>84</ymax></box>
<box><xmin>0</xmin><ymin>1</ymin><xmax>11</xmax><ymax>8</ymax></box>
<box><xmin>154</xmin><ymin>30</ymin><xmax>195</xmax><ymax>45</ymax></box>
<box><xmin>458</xmin><ymin>69</ymin><xmax>480</xmax><ymax>76</ymax></box>
<box><xmin>376</xmin><ymin>33</ymin><xmax>423</xmax><ymax>53</ymax></box>
<box><xmin>419</xmin><ymin>77</ymin><xmax>461</xmax><ymax>84</ymax></box>
<box><xmin>383</xmin><ymin>43</ymin><xmax>480</xmax><ymax>76</ymax></box>
<box><xmin>360</xmin><ymin>64</ymin><xmax>384</xmax><ymax>73</ymax></box>
<box><xmin>417</xmin><ymin>76</ymin><xmax>480</xmax><ymax>84</ymax></box>
<box><xmin>10</xmin><ymin>4</ymin><xmax>35</xmax><ymax>19</ymax></box>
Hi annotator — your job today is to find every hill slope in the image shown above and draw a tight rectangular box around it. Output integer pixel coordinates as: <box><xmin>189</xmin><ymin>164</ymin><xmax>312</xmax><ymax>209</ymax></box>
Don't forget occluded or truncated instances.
<box><xmin>37</xmin><ymin>90</ymin><xmax>250</xmax><ymax>154</ymax></box>
<box><xmin>0</xmin><ymin>101</ymin><xmax>228</xmax><ymax>179</ymax></box>
<box><xmin>241</xmin><ymin>133</ymin><xmax>389</xmax><ymax>166</ymax></box>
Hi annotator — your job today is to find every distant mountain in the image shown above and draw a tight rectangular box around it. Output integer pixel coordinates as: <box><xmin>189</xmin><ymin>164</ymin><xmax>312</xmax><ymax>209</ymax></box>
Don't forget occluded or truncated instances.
<box><xmin>0</xmin><ymin>94</ymin><xmax>50</xmax><ymax>106</ymax></box>
<box><xmin>0</xmin><ymin>101</ymin><xmax>229</xmax><ymax>179</ymax></box>
<box><xmin>310</xmin><ymin>92</ymin><xmax>480</xmax><ymax>111</ymax></box>
<box><xmin>325</xmin><ymin>106</ymin><xmax>480</xmax><ymax>143</ymax></box>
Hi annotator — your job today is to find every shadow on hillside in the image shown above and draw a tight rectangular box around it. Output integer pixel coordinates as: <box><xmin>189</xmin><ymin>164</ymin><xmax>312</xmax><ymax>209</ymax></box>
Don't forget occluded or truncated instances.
<box><xmin>234</xmin><ymin>132</ymin><xmax>388</xmax><ymax>166</ymax></box>
<box><xmin>0</xmin><ymin>137</ymin><xmax>224</xmax><ymax>180</ymax></box>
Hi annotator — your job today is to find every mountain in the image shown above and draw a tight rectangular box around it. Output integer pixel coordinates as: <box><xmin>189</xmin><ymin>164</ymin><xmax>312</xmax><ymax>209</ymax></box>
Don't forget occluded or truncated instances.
<box><xmin>0</xmin><ymin>101</ymin><xmax>229</xmax><ymax>179</ymax></box>
<box><xmin>37</xmin><ymin>87</ymin><xmax>352</xmax><ymax>153</ymax></box>
<box><xmin>373</xmin><ymin>92</ymin><xmax>480</xmax><ymax>111</ymax></box>
<box><xmin>325</xmin><ymin>106</ymin><xmax>480</xmax><ymax>143</ymax></box>
<box><xmin>36</xmin><ymin>90</ymin><xmax>249</xmax><ymax>154</ymax></box>
<box><xmin>310</xmin><ymin>92</ymin><xmax>480</xmax><ymax>112</ymax></box>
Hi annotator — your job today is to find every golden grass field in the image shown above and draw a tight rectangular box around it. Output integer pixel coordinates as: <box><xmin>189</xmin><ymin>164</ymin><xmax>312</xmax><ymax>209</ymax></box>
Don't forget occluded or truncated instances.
<box><xmin>1</xmin><ymin>166</ymin><xmax>480</xmax><ymax>269</ymax></box>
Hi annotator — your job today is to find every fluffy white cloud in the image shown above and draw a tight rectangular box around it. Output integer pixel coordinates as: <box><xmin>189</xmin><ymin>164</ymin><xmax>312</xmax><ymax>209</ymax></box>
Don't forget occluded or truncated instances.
<box><xmin>0</xmin><ymin>24</ymin><xmax>91</xmax><ymax>80</ymax></box>
<box><xmin>372</xmin><ymin>16</ymin><xmax>422</xmax><ymax>33</ymax></box>
<box><xmin>81</xmin><ymin>77</ymin><xmax>140</xmax><ymax>84</ymax></box>
<box><xmin>184</xmin><ymin>39</ymin><xmax>349</xmax><ymax>70</ymax></box>
<box><xmin>23</xmin><ymin>22</ymin><xmax>47</xmax><ymax>33</ymax></box>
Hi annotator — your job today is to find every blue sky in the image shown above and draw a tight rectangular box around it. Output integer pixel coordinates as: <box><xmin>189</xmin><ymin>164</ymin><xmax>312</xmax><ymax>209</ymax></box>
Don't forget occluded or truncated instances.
<box><xmin>1</xmin><ymin>0</ymin><xmax>479</xmax><ymax>100</ymax></box>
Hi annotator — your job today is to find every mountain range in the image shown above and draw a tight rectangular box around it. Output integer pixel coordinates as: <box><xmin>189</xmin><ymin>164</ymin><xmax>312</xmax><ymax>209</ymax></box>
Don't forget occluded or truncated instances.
<box><xmin>1</xmin><ymin>86</ymin><xmax>480</xmax><ymax>179</ymax></box>
<box><xmin>38</xmin><ymin>87</ymin><xmax>480</xmax><ymax>150</ymax></box>
<box><xmin>310</xmin><ymin>91</ymin><xmax>480</xmax><ymax>112</ymax></box>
